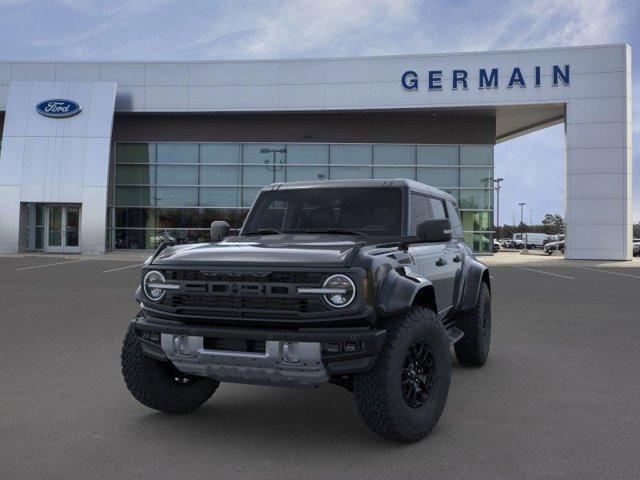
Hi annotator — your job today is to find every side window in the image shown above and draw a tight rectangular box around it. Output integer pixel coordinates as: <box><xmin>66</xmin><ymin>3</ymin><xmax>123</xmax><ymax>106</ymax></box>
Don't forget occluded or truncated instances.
<box><xmin>446</xmin><ymin>200</ymin><xmax>463</xmax><ymax>238</ymax></box>
<box><xmin>429</xmin><ymin>198</ymin><xmax>447</xmax><ymax>220</ymax></box>
<box><xmin>409</xmin><ymin>193</ymin><xmax>431</xmax><ymax>234</ymax></box>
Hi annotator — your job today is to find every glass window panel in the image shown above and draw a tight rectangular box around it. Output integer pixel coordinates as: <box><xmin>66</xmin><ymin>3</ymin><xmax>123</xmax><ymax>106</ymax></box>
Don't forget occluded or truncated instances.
<box><xmin>373</xmin><ymin>145</ymin><xmax>414</xmax><ymax>179</ymax></box>
<box><xmin>330</xmin><ymin>144</ymin><xmax>371</xmax><ymax>166</ymax></box>
<box><xmin>417</xmin><ymin>146</ymin><xmax>459</xmax><ymax>165</ymax></box>
<box><xmin>285</xmin><ymin>144</ymin><xmax>329</xmax><ymax>181</ymax></box>
<box><xmin>200</xmin><ymin>143</ymin><xmax>241</xmax><ymax>164</ymax></box>
<box><xmin>461</xmin><ymin>211</ymin><xmax>493</xmax><ymax>231</ymax></box>
<box><xmin>416</xmin><ymin>168</ymin><xmax>459</xmax><ymax>188</ymax></box>
<box><xmin>157</xmin><ymin>143</ymin><xmax>198</xmax><ymax>164</ymax></box>
<box><xmin>35</xmin><ymin>226</ymin><xmax>44</xmax><ymax>250</ymax></box>
<box><xmin>200</xmin><ymin>187</ymin><xmax>239</xmax><ymax>207</ymax></box>
<box><xmin>373</xmin><ymin>166</ymin><xmax>414</xmax><ymax>179</ymax></box>
<box><xmin>115</xmin><ymin>186</ymin><xmax>154</xmax><ymax>207</ymax></box>
<box><xmin>155</xmin><ymin>187</ymin><xmax>198</xmax><ymax>207</ymax></box>
<box><xmin>373</xmin><ymin>145</ymin><xmax>415</xmax><ymax>165</ymax></box>
<box><xmin>156</xmin><ymin>165</ymin><xmax>198</xmax><ymax>185</ymax></box>
<box><xmin>242</xmin><ymin>187</ymin><xmax>262</xmax><ymax>207</ymax></box>
<box><xmin>459</xmin><ymin>190</ymin><xmax>492</xmax><ymax>209</ymax></box>
<box><xmin>409</xmin><ymin>193</ymin><xmax>431</xmax><ymax>235</ymax></box>
<box><xmin>460</xmin><ymin>168</ymin><xmax>493</xmax><ymax>188</ymax></box>
<box><xmin>35</xmin><ymin>205</ymin><xmax>45</xmax><ymax>226</ymax></box>
<box><xmin>464</xmin><ymin>232</ymin><xmax>493</xmax><ymax>253</ymax></box>
<box><xmin>116</xmin><ymin>143</ymin><xmax>155</xmax><ymax>164</ymax></box>
<box><xmin>116</xmin><ymin>165</ymin><xmax>155</xmax><ymax>185</ymax></box>
<box><xmin>330</xmin><ymin>166</ymin><xmax>372</xmax><ymax>180</ymax></box>
<box><xmin>113</xmin><ymin>229</ymin><xmax>153</xmax><ymax>249</ymax></box>
<box><xmin>287</xmin><ymin>144</ymin><xmax>329</xmax><ymax>165</ymax></box>
<box><xmin>329</xmin><ymin>145</ymin><xmax>372</xmax><ymax>179</ymax></box>
<box><xmin>461</xmin><ymin>145</ymin><xmax>493</xmax><ymax>166</ymax></box>
<box><xmin>115</xmin><ymin>208</ymin><xmax>155</xmax><ymax>229</ymax></box>
<box><xmin>286</xmin><ymin>166</ymin><xmax>329</xmax><ymax>182</ymax></box>
<box><xmin>155</xmin><ymin>209</ymin><xmax>199</xmax><ymax>229</ymax></box>
<box><xmin>430</xmin><ymin>198</ymin><xmax>447</xmax><ymax>219</ymax></box>
<box><xmin>447</xmin><ymin>200</ymin><xmax>464</xmax><ymax>238</ymax></box>
<box><xmin>200</xmin><ymin>165</ymin><xmax>239</xmax><ymax>185</ymax></box>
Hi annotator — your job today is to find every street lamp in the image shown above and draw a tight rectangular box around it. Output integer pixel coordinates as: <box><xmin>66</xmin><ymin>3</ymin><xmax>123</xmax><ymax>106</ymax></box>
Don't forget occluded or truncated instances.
<box><xmin>518</xmin><ymin>202</ymin><xmax>528</xmax><ymax>253</ymax></box>
<box><xmin>494</xmin><ymin>178</ymin><xmax>504</xmax><ymax>227</ymax></box>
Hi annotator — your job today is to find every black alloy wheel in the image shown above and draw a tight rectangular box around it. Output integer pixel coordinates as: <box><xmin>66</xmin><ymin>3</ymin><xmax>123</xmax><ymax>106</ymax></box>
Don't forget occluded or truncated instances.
<box><xmin>401</xmin><ymin>341</ymin><xmax>436</xmax><ymax>409</ymax></box>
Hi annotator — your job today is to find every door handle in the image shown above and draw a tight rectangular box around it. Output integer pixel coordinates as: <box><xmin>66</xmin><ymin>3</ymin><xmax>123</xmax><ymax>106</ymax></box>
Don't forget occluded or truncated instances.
<box><xmin>453</xmin><ymin>255</ymin><xmax>461</xmax><ymax>263</ymax></box>
<box><xmin>435</xmin><ymin>257</ymin><xmax>447</xmax><ymax>267</ymax></box>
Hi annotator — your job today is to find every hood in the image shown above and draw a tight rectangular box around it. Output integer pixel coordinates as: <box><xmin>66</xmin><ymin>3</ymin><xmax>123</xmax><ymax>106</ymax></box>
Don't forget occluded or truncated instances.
<box><xmin>151</xmin><ymin>234</ymin><xmax>361</xmax><ymax>268</ymax></box>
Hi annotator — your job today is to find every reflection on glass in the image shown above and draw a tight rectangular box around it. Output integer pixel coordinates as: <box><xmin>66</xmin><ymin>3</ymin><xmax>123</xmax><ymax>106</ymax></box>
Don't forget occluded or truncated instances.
<box><xmin>48</xmin><ymin>207</ymin><xmax>62</xmax><ymax>246</ymax></box>
<box><xmin>116</xmin><ymin>143</ymin><xmax>155</xmax><ymax>164</ymax></box>
<box><xmin>111</xmin><ymin>142</ymin><xmax>496</xmax><ymax>252</ymax></box>
<box><xmin>461</xmin><ymin>145</ymin><xmax>493</xmax><ymax>166</ymax></box>
<box><xmin>461</xmin><ymin>211</ymin><xmax>493</xmax><ymax>231</ymax></box>
<box><xmin>157</xmin><ymin>143</ymin><xmax>198</xmax><ymax>164</ymax></box>
<box><xmin>66</xmin><ymin>207</ymin><xmax>80</xmax><ymax>247</ymax></box>
<box><xmin>417</xmin><ymin>146</ymin><xmax>459</xmax><ymax>165</ymax></box>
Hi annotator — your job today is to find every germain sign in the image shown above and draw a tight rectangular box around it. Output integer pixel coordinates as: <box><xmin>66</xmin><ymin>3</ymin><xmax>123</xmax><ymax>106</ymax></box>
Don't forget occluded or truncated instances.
<box><xmin>35</xmin><ymin>99</ymin><xmax>82</xmax><ymax>118</ymax></box>
<box><xmin>401</xmin><ymin>65</ymin><xmax>570</xmax><ymax>91</ymax></box>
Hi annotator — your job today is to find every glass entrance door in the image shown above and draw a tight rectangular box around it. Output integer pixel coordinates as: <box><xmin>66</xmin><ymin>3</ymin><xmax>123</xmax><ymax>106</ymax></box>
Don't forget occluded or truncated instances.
<box><xmin>45</xmin><ymin>205</ymin><xmax>81</xmax><ymax>253</ymax></box>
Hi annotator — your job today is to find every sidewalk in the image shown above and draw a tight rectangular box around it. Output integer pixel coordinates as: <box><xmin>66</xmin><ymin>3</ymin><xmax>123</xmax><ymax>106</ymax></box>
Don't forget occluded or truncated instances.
<box><xmin>482</xmin><ymin>250</ymin><xmax>640</xmax><ymax>268</ymax></box>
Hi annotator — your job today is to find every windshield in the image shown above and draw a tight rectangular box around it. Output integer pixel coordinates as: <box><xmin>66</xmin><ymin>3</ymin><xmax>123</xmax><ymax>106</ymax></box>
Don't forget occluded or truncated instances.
<box><xmin>242</xmin><ymin>188</ymin><xmax>403</xmax><ymax>236</ymax></box>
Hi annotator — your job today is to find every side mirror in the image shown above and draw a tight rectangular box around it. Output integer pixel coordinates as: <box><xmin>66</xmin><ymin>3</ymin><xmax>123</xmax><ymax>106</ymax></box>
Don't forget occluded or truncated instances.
<box><xmin>417</xmin><ymin>219</ymin><xmax>452</xmax><ymax>242</ymax></box>
<box><xmin>210</xmin><ymin>221</ymin><xmax>230</xmax><ymax>242</ymax></box>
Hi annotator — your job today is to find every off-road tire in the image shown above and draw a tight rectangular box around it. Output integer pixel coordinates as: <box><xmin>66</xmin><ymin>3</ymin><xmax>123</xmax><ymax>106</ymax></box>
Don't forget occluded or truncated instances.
<box><xmin>454</xmin><ymin>282</ymin><xmax>491</xmax><ymax>367</ymax></box>
<box><xmin>353</xmin><ymin>307</ymin><xmax>451</xmax><ymax>442</ymax></box>
<box><xmin>121</xmin><ymin>326</ymin><xmax>219</xmax><ymax>414</ymax></box>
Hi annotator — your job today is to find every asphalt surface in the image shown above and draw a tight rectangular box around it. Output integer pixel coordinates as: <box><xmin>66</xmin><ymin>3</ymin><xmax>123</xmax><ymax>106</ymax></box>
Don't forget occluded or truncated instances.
<box><xmin>1</xmin><ymin>256</ymin><xmax>639</xmax><ymax>479</ymax></box>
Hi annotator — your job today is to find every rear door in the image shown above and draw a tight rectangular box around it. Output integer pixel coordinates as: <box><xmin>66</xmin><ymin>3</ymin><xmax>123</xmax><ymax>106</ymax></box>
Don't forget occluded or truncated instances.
<box><xmin>407</xmin><ymin>193</ymin><xmax>451</xmax><ymax>315</ymax></box>
<box><xmin>427</xmin><ymin>197</ymin><xmax>460</xmax><ymax>313</ymax></box>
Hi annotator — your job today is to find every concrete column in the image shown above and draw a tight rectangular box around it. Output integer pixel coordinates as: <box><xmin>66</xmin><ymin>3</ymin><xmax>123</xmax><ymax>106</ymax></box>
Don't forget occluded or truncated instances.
<box><xmin>564</xmin><ymin>45</ymin><xmax>632</xmax><ymax>260</ymax></box>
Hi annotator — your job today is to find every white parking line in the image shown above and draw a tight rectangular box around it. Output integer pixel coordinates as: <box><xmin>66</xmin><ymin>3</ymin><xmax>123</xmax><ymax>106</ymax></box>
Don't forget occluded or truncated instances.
<box><xmin>102</xmin><ymin>263</ymin><xmax>144</xmax><ymax>274</ymax></box>
<box><xmin>15</xmin><ymin>259</ymin><xmax>87</xmax><ymax>271</ymax></box>
<box><xmin>511</xmin><ymin>266</ymin><xmax>575</xmax><ymax>280</ymax></box>
<box><xmin>579</xmin><ymin>267</ymin><xmax>640</xmax><ymax>279</ymax></box>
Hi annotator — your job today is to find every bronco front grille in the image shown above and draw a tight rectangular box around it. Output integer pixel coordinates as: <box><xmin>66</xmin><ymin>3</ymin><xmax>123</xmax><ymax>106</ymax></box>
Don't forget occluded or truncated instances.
<box><xmin>158</xmin><ymin>269</ymin><xmax>332</xmax><ymax>317</ymax></box>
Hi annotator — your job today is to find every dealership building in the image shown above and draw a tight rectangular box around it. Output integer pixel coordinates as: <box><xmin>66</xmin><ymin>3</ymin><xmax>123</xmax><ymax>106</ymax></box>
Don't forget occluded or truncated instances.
<box><xmin>0</xmin><ymin>44</ymin><xmax>633</xmax><ymax>259</ymax></box>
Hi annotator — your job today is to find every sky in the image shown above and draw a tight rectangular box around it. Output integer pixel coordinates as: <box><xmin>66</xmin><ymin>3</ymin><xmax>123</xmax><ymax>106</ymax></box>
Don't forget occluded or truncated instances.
<box><xmin>0</xmin><ymin>0</ymin><xmax>638</xmax><ymax>225</ymax></box>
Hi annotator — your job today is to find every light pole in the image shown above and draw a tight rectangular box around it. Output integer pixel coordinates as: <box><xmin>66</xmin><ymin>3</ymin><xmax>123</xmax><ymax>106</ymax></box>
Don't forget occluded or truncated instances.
<box><xmin>261</xmin><ymin>147</ymin><xmax>287</xmax><ymax>182</ymax></box>
<box><xmin>494</xmin><ymin>178</ymin><xmax>504</xmax><ymax>228</ymax></box>
<box><xmin>518</xmin><ymin>202</ymin><xmax>527</xmax><ymax>253</ymax></box>
<box><xmin>518</xmin><ymin>202</ymin><xmax>526</xmax><ymax>226</ymax></box>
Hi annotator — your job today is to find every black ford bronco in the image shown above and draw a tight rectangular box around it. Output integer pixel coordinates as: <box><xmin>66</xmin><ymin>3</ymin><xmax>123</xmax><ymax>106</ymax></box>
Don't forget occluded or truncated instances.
<box><xmin>122</xmin><ymin>179</ymin><xmax>491</xmax><ymax>442</ymax></box>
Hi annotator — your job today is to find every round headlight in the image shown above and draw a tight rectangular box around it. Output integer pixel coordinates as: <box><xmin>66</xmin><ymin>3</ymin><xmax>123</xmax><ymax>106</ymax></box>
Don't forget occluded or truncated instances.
<box><xmin>322</xmin><ymin>274</ymin><xmax>356</xmax><ymax>308</ymax></box>
<box><xmin>143</xmin><ymin>270</ymin><xmax>166</xmax><ymax>302</ymax></box>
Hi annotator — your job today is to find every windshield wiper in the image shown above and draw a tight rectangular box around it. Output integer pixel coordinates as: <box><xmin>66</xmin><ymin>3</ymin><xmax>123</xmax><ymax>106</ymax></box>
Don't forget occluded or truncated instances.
<box><xmin>303</xmin><ymin>228</ymin><xmax>366</xmax><ymax>236</ymax></box>
<box><xmin>242</xmin><ymin>228</ymin><xmax>284</xmax><ymax>236</ymax></box>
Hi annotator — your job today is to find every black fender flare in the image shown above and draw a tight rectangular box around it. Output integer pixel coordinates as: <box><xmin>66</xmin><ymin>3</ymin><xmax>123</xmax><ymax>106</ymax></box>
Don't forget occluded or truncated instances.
<box><xmin>377</xmin><ymin>268</ymin><xmax>436</xmax><ymax>317</ymax></box>
<box><xmin>459</xmin><ymin>259</ymin><xmax>490</xmax><ymax>312</ymax></box>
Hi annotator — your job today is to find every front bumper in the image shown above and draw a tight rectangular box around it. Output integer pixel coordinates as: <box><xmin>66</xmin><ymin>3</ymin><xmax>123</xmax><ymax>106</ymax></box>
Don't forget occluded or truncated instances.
<box><xmin>133</xmin><ymin>314</ymin><xmax>386</xmax><ymax>388</ymax></box>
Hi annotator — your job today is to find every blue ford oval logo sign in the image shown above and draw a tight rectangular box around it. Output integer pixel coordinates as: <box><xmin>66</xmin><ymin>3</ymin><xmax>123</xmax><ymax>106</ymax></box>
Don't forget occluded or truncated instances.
<box><xmin>36</xmin><ymin>99</ymin><xmax>82</xmax><ymax>118</ymax></box>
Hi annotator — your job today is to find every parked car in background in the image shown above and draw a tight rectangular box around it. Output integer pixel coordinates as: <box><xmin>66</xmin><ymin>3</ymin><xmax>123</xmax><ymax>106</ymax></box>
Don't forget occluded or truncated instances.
<box><xmin>633</xmin><ymin>238</ymin><xmax>640</xmax><ymax>256</ymax></box>
<box><xmin>493</xmin><ymin>239</ymin><xmax>501</xmax><ymax>253</ymax></box>
<box><xmin>544</xmin><ymin>240</ymin><xmax>565</xmax><ymax>255</ymax></box>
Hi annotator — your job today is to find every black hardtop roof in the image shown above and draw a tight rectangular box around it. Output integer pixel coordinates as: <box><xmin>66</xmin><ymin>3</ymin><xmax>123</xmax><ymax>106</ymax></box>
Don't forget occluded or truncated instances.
<box><xmin>263</xmin><ymin>179</ymin><xmax>457</xmax><ymax>204</ymax></box>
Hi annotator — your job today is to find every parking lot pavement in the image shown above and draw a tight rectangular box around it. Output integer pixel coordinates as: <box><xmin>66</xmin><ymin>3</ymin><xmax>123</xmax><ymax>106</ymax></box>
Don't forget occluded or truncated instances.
<box><xmin>1</xmin><ymin>258</ymin><xmax>639</xmax><ymax>480</ymax></box>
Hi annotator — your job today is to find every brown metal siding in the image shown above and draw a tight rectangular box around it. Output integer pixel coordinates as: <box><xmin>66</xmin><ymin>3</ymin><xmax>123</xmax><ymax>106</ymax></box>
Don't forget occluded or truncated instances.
<box><xmin>112</xmin><ymin>111</ymin><xmax>496</xmax><ymax>145</ymax></box>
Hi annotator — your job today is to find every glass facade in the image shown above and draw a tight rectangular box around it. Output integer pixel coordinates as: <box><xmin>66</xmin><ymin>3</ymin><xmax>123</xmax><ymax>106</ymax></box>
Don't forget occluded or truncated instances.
<box><xmin>109</xmin><ymin>142</ymin><xmax>494</xmax><ymax>252</ymax></box>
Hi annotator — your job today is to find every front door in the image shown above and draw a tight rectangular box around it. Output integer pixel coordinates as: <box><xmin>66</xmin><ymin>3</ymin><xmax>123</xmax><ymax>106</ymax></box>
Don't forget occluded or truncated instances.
<box><xmin>45</xmin><ymin>205</ymin><xmax>81</xmax><ymax>253</ymax></box>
